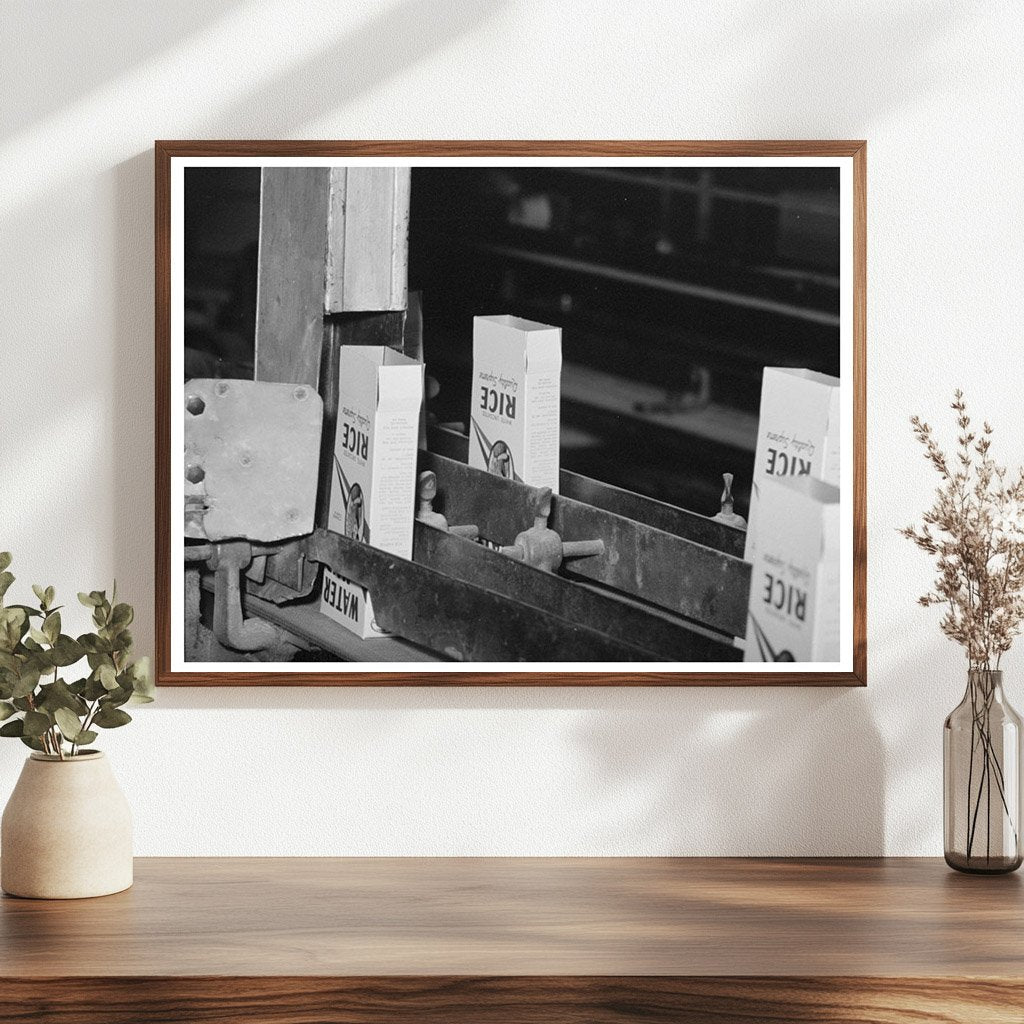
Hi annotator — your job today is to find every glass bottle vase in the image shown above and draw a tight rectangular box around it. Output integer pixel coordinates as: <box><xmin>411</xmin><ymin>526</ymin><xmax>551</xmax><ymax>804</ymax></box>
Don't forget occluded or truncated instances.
<box><xmin>944</xmin><ymin>669</ymin><xmax>1023</xmax><ymax>873</ymax></box>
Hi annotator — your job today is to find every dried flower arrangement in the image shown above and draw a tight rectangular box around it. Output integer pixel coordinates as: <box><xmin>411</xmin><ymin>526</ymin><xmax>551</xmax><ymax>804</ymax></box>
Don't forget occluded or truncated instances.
<box><xmin>902</xmin><ymin>391</ymin><xmax>1024</xmax><ymax>669</ymax></box>
<box><xmin>902</xmin><ymin>390</ymin><xmax>1024</xmax><ymax>868</ymax></box>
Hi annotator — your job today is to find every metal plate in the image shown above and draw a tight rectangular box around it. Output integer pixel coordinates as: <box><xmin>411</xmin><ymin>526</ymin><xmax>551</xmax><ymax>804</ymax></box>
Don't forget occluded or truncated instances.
<box><xmin>184</xmin><ymin>379</ymin><xmax>323</xmax><ymax>543</ymax></box>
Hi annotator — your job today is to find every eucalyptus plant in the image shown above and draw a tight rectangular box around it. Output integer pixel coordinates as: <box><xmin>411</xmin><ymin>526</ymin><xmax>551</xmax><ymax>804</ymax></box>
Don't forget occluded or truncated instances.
<box><xmin>0</xmin><ymin>552</ymin><xmax>153</xmax><ymax>759</ymax></box>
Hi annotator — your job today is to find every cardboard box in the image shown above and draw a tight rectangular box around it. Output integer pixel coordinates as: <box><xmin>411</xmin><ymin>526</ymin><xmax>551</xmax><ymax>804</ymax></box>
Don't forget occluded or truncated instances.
<box><xmin>744</xmin><ymin>474</ymin><xmax>840</xmax><ymax>663</ymax></box>
<box><xmin>469</xmin><ymin>315</ymin><xmax>561</xmax><ymax>492</ymax></box>
<box><xmin>744</xmin><ymin>366</ymin><xmax>840</xmax><ymax>561</ymax></box>
<box><xmin>320</xmin><ymin>345</ymin><xmax>423</xmax><ymax>638</ymax></box>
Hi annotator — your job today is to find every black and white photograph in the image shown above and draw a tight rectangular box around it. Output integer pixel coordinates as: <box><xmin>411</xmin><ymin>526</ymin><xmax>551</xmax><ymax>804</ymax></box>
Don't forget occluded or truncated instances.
<box><xmin>163</xmin><ymin>148</ymin><xmax>861</xmax><ymax>681</ymax></box>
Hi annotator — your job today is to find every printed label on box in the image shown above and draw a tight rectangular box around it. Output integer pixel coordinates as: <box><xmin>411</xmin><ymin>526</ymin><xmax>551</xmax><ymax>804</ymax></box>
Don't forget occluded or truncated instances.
<box><xmin>320</xmin><ymin>345</ymin><xmax>423</xmax><ymax>639</ymax></box>
<box><xmin>744</xmin><ymin>474</ymin><xmax>840</xmax><ymax>663</ymax></box>
<box><xmin>469</xmin><ymin>314</ymin><xmax>561</xmax><ymax>493</ymax></box>
<box><xmin>319</xmin><ymin>567</ymin><xmax>389</xmax><ymax>639</ymax></box>
<box><xmin>744</xmin><ymin>366</ymin><xmax>840</xmax><ymax>561</ymax></box>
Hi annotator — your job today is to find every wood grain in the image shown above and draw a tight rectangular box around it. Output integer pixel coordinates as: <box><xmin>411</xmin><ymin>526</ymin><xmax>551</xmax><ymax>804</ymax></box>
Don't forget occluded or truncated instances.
<box><xmin>325</xmin><ymin>166</ymin><xmax>410</xmax><ymax>312</ymax></box>
<box><xmin>0</xmin><ymin>976</ymin><xmax>1021</xmax><ymax>1024</ymax></box>
<box><xmin>255</xmin><ymin>167</ymin><xmax>331</xmax><ymax>387</ymax></box>
<box><xmin>3</xmin><ymin>857</ymin><xmax>1020</xmax><ymax>977</ymax></box>
<box><xmin>1</xmin><ymin>858</ymin><xmax>1020</xmax><ymax>1023</ymax></box>
<box><xmin>155</xmin><ymin>140</ymin><xmax>867</xmax><ymax>686</ymax></box>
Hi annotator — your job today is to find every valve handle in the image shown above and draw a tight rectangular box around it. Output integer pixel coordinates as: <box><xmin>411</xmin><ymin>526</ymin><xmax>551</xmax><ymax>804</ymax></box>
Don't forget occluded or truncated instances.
<box><xmin>533</xmin><ymin>487</ymin><xmax>553</xmax><ymax>528</ymax></box>
<box><xmin>418</xmin><ymin>471</ymin><xmax>438</xmax><ymax>512</ymax></box>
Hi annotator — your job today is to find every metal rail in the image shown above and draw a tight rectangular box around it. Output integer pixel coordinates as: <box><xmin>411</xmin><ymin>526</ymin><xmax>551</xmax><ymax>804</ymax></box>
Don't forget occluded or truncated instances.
<box><xmin>304</xmin><ymin>529</ymin><xmax>660</xmax><ymax>662</ymax></box>
<box><xmin>421</xmin><ymin>451</ymin><xmax>750</xmax><ymax>637</ymax></box>
<box><xmin>413</xmin><ymin>523</ymin><xmax>739</xmax><ymax>663</ymax></box>
<box><xmin>426</xmin><ymin>425</ymin><xmax>746</xmax><ymax>557</ymax></box>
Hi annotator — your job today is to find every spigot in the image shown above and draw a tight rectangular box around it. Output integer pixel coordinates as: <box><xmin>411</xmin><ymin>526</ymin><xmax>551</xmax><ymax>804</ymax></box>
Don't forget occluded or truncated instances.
<box><xmin>711</xmin><ymin>473</ymin><xmax>747</xmax><ymax>529</ymax></box>
<box><xmin>415</xmin><ymin>471</ymin><xmax>479</xmax><ymax>539</ymax></box>
<box><xmin>500</xmin><ymin>488</ymin><xmax>605</xmax><ymax>573</ymax></box>
<box><xmin>209</xmin><ymin>541</ymin><xmax>284</xmax><ymax>652</ymax></box>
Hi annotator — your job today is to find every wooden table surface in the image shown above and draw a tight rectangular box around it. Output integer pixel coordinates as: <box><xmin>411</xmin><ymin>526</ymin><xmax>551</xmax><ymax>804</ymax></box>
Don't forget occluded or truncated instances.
<box><xmin>3</xmin><ymin>857</ymin><xmax>1023</xmax><ymax>1023</ymax></box>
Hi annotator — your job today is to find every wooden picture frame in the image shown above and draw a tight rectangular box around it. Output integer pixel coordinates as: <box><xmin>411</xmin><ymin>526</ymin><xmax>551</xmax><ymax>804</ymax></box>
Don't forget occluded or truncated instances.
<box><xmin>156</xmin><ymin>141</ymin><xmax>866</xmax><ymax>686</ymax></box>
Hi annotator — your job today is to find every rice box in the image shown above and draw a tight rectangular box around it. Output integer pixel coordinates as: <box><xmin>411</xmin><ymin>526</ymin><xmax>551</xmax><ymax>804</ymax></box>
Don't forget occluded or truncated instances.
<box><xmin>320</xmin><ymin>345</ymin><xmax>423</xmax><ymax>639</ymax></box>
<box><xmin>744</xmin><ymin>366</ymin><xmax>840</xmax><ymax>561</ymax></box>
<box><xmin>744</xmin><ymin>474</ymin><xmax>840</xmax><ymax>663</ymax></box>
<box><xmin>469</xmin><ymin>314</ymin><xmax>561</xmax><ymax>492</ymax></box>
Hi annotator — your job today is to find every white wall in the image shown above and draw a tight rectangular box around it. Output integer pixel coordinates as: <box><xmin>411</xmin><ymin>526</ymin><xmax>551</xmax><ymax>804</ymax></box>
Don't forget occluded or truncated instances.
<box><xmin>1</xmin><ymin>0</ymin><xmax>1021</xmax><ymax>856</ymax></box>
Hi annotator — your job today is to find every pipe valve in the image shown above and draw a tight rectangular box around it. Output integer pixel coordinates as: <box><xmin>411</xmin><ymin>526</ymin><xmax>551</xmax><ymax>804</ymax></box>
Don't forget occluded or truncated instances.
<box><xmin>500</xmin><ymin>488</ymin><xmax>605</xmax><ymax>573</ymax></box>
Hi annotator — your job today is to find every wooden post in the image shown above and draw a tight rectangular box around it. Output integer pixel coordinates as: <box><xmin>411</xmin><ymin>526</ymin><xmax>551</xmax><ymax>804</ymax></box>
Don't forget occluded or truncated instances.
<box><xmin>252</xmin><ymin>166</ymin><xmax>412</xmax><ymax>585</ymax></box>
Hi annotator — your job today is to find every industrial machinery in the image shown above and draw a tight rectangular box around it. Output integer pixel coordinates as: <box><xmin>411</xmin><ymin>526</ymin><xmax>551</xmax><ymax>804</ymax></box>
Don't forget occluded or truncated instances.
<box><xmin>182</xmin><ymin>167</ymin><xmax>767</xmax><ymax>664</ymax></box>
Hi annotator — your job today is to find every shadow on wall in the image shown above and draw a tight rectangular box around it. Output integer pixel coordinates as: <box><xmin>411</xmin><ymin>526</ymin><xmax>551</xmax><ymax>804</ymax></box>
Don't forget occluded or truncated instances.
<box><xmin>732</xmin><ymin>0</ymin><xmax>972</xmax><ymax>133</ymax></box>
<box><xmin>0</xmin><ymin>1</ymin><xmax>247</xmax><ymax>138</ymax></box>
<box><xmin>571</xmin><ymin>687</ymin><xmax>884</xmax><ymax>856</ymax></box>
<box><xmin>199</xmin><ymin>0</ymin><xmax>506</xmax><ymax>137</ymax></box>
<box><xmin>144</xmin><ymin>681</ymin><xmax>885</xmax><ymax>856</ymax></box>
<box><xmin>112</xmin><ymin>151</ymin><xmax>157</xmax><ymax>655</ymax></box>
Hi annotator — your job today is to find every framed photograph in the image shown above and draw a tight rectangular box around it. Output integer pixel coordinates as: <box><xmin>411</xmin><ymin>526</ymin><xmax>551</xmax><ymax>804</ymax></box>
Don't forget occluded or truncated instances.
<box><xmin>156</xmin><ymin>141</ymin><xmax>865</xmax><ymax>686</ymax></box>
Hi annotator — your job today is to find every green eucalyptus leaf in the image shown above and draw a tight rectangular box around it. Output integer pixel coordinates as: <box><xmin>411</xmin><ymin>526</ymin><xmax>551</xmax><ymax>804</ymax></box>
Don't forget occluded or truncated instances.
<box><xmin>0</xmin><ymin>718</ymin><xmax>24</xmax><ymax>738</ymax></box>
<box><xmin>0</xmin><ymin>553</ymin><xmax>11</xmax><ymax>573</ymax></box>
<box><xmin>0</xmin><ymin>607</ymin><xmax>27</xmax><ymax>651</ymax></box>
<box><xmin>129</xmin><ymin>657</ymin><xmax>154</xmax><ymax>699</ymax></box>
<box><xmin>53</xmin><ymin>707</ymin><xmax>84</xmax><ymax>741</ymax></box>
<box><xmin>0</xmin><ymin>572</ymin><xmax>14</xmax><ymax>602</ymax></box>
<box><xmin>104</xmin><ymin>685</ymin><xmax>132</xmax><ymax>709</ymax></box>
<box><xmin>0</xmin><ymin>701</ymin><xmax>15</xmax><ymax>721</ymax></box>
<box><xmin>110</xmin><ymin>603</ymin><xmax>133</xmax><ymax>629</ymax></box>
<box><xmin>12</xmin><ymin>697</ymin><xmax>33</xmax><ymax>712</ymax></box>
<box><xmin>93</xmin><ymin>705</ymin><xmax>131</xmax><ymax>729</ymax></box>
<box><xmin>37</xmin><ymin>679</ymin><xmax>88</xmax><ymax>716</ymax></box>
<box><xmin>11</xmin><ymin>665</ymin><xmax>41</xmax><ymax>699</ymax></box>
<box><xmin>0</xmin><ymin>651</ymin><xmax>19</xmax><ymax>674</ymax></box>
<box><xmin>19</xmin><ymin>734</ymin><xmax>45</xmax><ymax>752</ymax></box>
<box><xmin>80</xmin><ymin>635</ymin><xmax>112</xmax><ymax>656</ymax></box>
<box><xmin>31</xmin><ymin>584</ymin><xmax>46</xmax><ymax>607</ymax></box>
<box><xmin>28</xmin><ymin>627</ymin><xmax>49</xmax><ymax>646</ymax></box>
<box><xmin>117</xmin><ymin>629</ymin><xmax>134</xmax><ymax>652</ymax></box>
<box><xmin>44</xmin><ymin>586</ymin><xmax>55</xmax><ymax>609</ymax></box>
<box><xmin>42</xmin><ymin>611</ymin><xmax>60</xmax><ymax>644</ymax></box>
<box><xmin>22</xmin><ymin>711</ymin><xmax>50</xmax><ymax>738</ymax></box>
<box><xmin>78</xmin><ymin>592</ymin><xmax>99</xmax><ymax>608</ymax></box>
<box><xmin>98</xmin><ymin>664</ymin><xmax>118</xmax><ymax>690</ymax></box>
<box><xmin>50</xmin><ymin>635</ymin><xmax>85</xmax><ymax>667</ymax></box>
<box><xmin>83</xmin><ymin>675</ymin><xmax>108</xmax><ymax>701</ymax></box>
<box><xmin>74</xmin><ymin>730</ymin><xmax>98</xmax><ymax>746</ymax></box>
<box><xmin>8</xmin><ymin>605</ymin><xmax>43</xmax><ymax>619</ymax></box>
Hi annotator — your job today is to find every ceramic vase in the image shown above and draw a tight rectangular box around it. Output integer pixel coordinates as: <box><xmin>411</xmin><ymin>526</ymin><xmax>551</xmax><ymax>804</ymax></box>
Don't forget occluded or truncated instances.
<box><xmin>1</xmin><ymin>751</ymin><xmax>133</xmax><ymax>898</ymax></box>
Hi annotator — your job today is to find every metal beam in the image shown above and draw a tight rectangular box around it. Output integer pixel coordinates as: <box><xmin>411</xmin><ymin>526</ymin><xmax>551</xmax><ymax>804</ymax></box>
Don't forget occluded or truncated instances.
<box><xmin>421</xmin><ymin>451</ymin><xmax>751</xmax><ymax>637</ymax></box>
<box><xmin>426</xmin><ymin>425</ymin><xmax>745</xmax><ymax>557</ymax></box>
<box><xmin>304</xmin><ymin>529</ymin><xmax>656</xmax><ymax>663</ymax></box>
<box><xmin>413</xmin><ymin>523</ymin><xmax>738</xmax><ymax>662</ymax></box>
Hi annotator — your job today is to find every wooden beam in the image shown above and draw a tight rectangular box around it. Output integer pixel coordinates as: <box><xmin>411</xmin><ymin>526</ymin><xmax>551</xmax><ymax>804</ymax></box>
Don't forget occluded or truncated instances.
<box><xmin>325</xmin><ymin>167</ymin><xmax>410</xmax><ymax>313</ymax></box>
<box><xmin>254</xmin><ymin>167</ymin><xmax>331</xmax><ymax>387</ymax></box>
